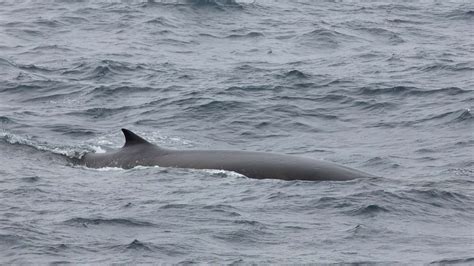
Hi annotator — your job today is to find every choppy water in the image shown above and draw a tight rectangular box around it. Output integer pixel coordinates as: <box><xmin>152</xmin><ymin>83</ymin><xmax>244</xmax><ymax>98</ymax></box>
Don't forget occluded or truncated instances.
<box><xmin>1</xmin><ymin>0</ymin><xmax>473</xmax><ymax>264</ymax></box>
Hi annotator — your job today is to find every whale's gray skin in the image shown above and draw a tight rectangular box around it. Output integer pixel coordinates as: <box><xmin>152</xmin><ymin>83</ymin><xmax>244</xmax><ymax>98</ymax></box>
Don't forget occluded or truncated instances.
<box><xmin>80</xmin><ymin>129</ymin><xmax>373</xmax><ymax>181</ymax></box>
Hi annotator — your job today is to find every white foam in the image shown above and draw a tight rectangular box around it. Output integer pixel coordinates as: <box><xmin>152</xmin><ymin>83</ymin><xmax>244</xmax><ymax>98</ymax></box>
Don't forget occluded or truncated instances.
<box><xmin>201</xmin><ymin>169</ymin><xmax>246</xmax><ymax>178</ymax></box>
<box><xmin>91</xmin><ymin>145</ymin><xmax>106</xmax><ymax>153</ymax></box>
<box><xmin>97</xmin><ymin>139</ymin><xmax>114</xmax><ymax>146</ymax></box>
<box><xmin>92</xmin><ymin>167</ymin><xmax>125</xmax><ymax>171</ymax></box>
<box><xmin>1</xmin><ymin>131</ymin><xmax>79</xmax><ymax>157</ymax></box>
<box><xmin>131</xmin><ymin>165</ymin><xmax>162</xmax><ymax>170</ymax></box>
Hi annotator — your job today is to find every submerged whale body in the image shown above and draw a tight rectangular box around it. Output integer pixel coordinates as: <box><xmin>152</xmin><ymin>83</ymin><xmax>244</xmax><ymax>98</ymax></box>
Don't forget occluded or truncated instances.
<box><xmin>80</xmin><ymin>129</ymin><xmax>373</xmax><ymax>181</ymax></box>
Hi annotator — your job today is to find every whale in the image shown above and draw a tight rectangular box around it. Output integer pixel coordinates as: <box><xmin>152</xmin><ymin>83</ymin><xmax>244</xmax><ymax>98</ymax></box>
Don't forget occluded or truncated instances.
<box><xmin>80</xmin><ymin>129</ymin><xmax>373</xmax><ymax>181</ymax></box>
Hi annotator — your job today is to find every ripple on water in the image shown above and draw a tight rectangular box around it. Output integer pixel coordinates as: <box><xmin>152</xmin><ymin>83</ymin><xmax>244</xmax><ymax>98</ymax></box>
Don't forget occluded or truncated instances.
<box><xmin>86</xmin><ymin>85</ymin><xmax>156</xmax><ymax>98</ymax></box>
<box><xmin>64</xmin><ymin>217</ymin><xmax>156</xmax><ymax>227</ymax></box>
<box><xmin>226</xmin><ymin>31</ymin><xmax>264</xmax><ymax>39</ymax></box>
<box><xmin>349</xmin><ymin>204</ymin><xmax>390</xmax><ymax>216</ymax></box>
<box><xmin>430</xmin><ymin>257</ymin><xmax>474</xmax><ymax>264</ymax></box>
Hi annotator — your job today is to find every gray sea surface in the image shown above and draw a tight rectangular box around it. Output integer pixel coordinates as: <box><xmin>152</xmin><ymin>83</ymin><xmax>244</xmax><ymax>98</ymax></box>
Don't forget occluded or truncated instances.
<box><xmin>0</xmin><ymin>0</ymin><xmax>473</xmax><ymax>264</ymax></box>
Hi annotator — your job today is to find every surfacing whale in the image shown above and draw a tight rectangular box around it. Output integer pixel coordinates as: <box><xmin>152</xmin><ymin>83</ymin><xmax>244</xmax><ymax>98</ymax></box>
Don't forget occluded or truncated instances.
<box><xmin>80</xmin><ymin>129</ymin><xmax>373</xmax><ymax>181</ymax></box>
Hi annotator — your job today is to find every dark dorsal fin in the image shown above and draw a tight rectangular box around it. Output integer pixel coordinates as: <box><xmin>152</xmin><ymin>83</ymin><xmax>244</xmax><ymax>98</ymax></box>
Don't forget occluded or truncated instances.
<box><xmin>121</xmin><ymin>128</ymin><xmax>151</xmax><ymax>147</ymax></box>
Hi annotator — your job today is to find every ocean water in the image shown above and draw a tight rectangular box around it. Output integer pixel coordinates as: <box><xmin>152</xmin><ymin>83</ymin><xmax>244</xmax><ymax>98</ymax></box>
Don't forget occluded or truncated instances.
<box><xmin>0</xmin><ymin>0</ymin><xmax>473</xmax><ymax>264</ymax></box>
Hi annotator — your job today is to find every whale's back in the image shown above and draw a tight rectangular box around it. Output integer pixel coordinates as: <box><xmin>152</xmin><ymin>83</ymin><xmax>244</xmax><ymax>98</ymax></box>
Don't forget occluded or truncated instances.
<box><xmin>80</xmin><ymin>129</ymin><xmax>373</xmax><ymax>181</ymax></box>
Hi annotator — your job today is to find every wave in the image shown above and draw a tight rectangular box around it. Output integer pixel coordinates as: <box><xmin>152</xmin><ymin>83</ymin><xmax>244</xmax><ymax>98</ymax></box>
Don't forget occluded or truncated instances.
<box><xmin>415</xmin><ymin>62</ymin><xmax>473</xmax><ymax>73</ymax></box>
<box><xmin>187</xmin><ymin>0</ymin><xmax>240</xmax><ymax>5</ymax></box>
<box><xmin>0</xmin><ymin>116</ymin><xmax>17</xmax><ymax>125</ymax></box>
<box><xmin>21</xmin><ymin>89</ymin><xmax>83</xmax><ymax>103</ymax></box>
<box><xmin>314</xmin><ymin>94</ymin><xmax>353</xmax><ymax>103</ymax></box>
<box><xmin>352</xmin><ymin>100</ymin><xmax>397</xmax><ymax>111</ymax></box>
<box><xmin>359</xmin><ymin>100</ymin><xmax>471</xmax><ymax>127</ymax></box>
<box><xmin>159</xmin><ymin>203</ymin><xmax>191</xmax><ymax>209</ymax></box>
<box><xmin>385</xmin><ymin>18</ymin><xmax>425</xmax><ymax>25</ymax></box>
<box><xmin>67</xmin><ymin>106</ymin><xmax>133</xmax><ymax>119</ymax></box>
<box><xmin>0</xmin><ymin>57</ymin><xmax>62</xmax><ymax>81</ymax></box>
<box><xmin>226</xmin><ymin>31</ymin><xmax>264</xmax><ymax>39</ymax></box>
<box><xmin>233</xmin><ymin>219</ymin><xmax>266</xmax><ymax>228</ymax></box>
<box><xmin>344</xmin><ymin>224</ymin><xmax>393</xmax><ymax>240</ymax></box>
<box><xmin>315</xmin><ymin>187</ymin><xmax>472</xmax><ymax>216</ymax></box>
<box><xmin>202</xmin><ymin>204</ymin><xmax>241</xmax><ymax>217</ymax></box>
<box><xmin>263</xmin><ymin>104</ymin><xmax>339</xmax><ymax>121</ymax></box>
<box><xmin>31</xmin><ymin>44</ymin><xmax>73</xmax><ymax>52</ymax></box>
<box><xmin>107</xmin><ymin>239</ymin><xmax>190</xmax><ymax>257</ymax></box>
<box><xmin>0</xmin><ymin>233</ymin><xmax>25</xmax><ymax>246</ymax></box>
<box><xmin>62</xmin><ymin>59</ymin><xmax>148</xmax><ymax>81</ymax></box>
<box><xmin>64</xmin><ymin>217</ymin><xmax>156</xmax><ymax>227</ymax></box>
<box><xmin>125</xmin><ymin>239</ymin><xmax>152</xmax><ymax>251</ymax></box>
<box><xmin>406</xmin><ymin>189</ymin><xmax>470</xmax><ymax>204</ymax></box>
<box><xmin>143</xmin><ymin>0</ymin><xmax>242</xmax><ymax>9</ymax></box>
<box><xmin>87</xmin><ymin>64</ymin><xmax>123</xmax><ymax>80</ymax></box>
<box><xmin>42</xmin><ymin>124</ymin><xmax>97</xmax><ymax>137</ymax></box>
<box><xmin>0</xmin><ymin>57</ymin><xmax>18</xmax><ymax>68</ymax></box>
<box><xmin>212</xmin><ymin>227</ymin><xmax>274</xmax><ymax>245</ymax></box>
<box><xmin>446</xmin><ymin>9</ymin><xmax>474</xmax><ymax>20</ymax></box>
<box><xmin>87</xmin><ymin>85</ymin><xmax>156</xmax><ymax>98</ymax></box>
<box><xmin>0</xmin><ymin>130</ymin><xmax>83</xmax><ymax>159</ymax></box>
<box><xmin>350</xmin><ymin>204</ymin><xmax>390</xmax><ymax>216</ymax></box>
<box><xmin>58</xmin><ymin>15</ymin><xmax>90</xmax><ymax>25</ymax></box>
<box><xmin>412</xmin><ymin>108</ymin><xmax>472</xmax><ymax>126</ymax></box>
<box><xmin>356</xmin><ymin>27</ymin><xmax>404</xmax><ymax>44</ymax></box>
<box><xmin>3</xmin><ymin>187</ymin><xmax>48</xmax><ymax>196</ymax></box>
<box><xmin>144</xmin><ymin>17</ymin><xmax>177</xmax><ymax>27</ymax></box>
<box><xmin>184</xmin><ymin>100</ymin><xmax>250</xmax><ymax>114</ymax></box>
<box><xmin>298</xmin><ymin>28</ymin><xmax>356</xmax><ymax>47</ymax></box>
<box><xmin>278</xmin><ymin>70</ymin><xmax>309</xmax><ymax>79</ymax></box>
<box><xmin>357</xmin><ymin>86</ymin><xmax>470</xmax><ymax>97</ymax></box>
<box><xmin>363</xmin><ymin>156</ymin><xmax>400</xmax><ymax>169</ymax></box>
<box><xmin>20</xmin><ymin>176</ymin><xmax>41</xmax><ymax>183</ymax></box>
<box><xmin>431</xmin><ymin>257</ymin><xmax>474</xmax><ymax>264</ymax></box>
<box><xmin>225</xmin><ymin>85</ymin><xmax>273</xmax><ymax>93</ymax></box>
